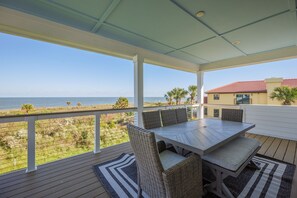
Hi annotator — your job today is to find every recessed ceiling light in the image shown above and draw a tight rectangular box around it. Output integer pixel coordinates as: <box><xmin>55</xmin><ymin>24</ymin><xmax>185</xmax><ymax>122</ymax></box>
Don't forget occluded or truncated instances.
<box><xmin>196</xmin><ymin>11</ymin><xmax>205</xmax><ymax>18</ymax></box>
<box><xmin>232</xmin><ymin>40</ymin><xmax>241</xmax><ymax>45</ymax></box>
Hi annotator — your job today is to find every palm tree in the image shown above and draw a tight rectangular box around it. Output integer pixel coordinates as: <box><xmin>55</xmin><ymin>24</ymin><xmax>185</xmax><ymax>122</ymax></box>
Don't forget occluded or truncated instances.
<box><xmin>171</xmin><ymin>88</ymin><xmax>188</xmax><ymax>105</ymax></box>
<box><xmin>66</xmin><ymin>101</ymin><xmax>71</xmax><ymax>106</ymax></box>
<box><xmin>188</xmin><ymin>85</ymin><xmax>197</xmax><ymax>104</ymax></box>
<box><xmin>21</xmin><ymin>104</ymin><xmax>34</xmax><ymax>113</ymax></box>
<box><xmin>77</xmin><ymin>102</ymin><xmax>82</xmax><ymax>107</ymax></box>
<box><xmin>164</xmin><ymin>91</ymin><xmax>174</xmax><ymax>105</ymax></box>
<box><xmin>270</xmin><ymin>86</ymin><xmax>297</xmax><ymax>105</ymax></box>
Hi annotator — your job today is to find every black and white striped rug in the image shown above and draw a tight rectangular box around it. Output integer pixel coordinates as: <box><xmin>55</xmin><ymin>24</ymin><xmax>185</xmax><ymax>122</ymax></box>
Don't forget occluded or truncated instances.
<box><xmin>93</xmin><ymin>154</ymin><xmax>295</xmax><ymax>198</ymax></box>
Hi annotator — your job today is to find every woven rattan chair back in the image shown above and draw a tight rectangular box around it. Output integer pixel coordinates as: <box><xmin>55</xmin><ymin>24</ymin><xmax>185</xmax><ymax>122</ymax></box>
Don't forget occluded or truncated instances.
<box><xmin>221</xmin><ymin>108</ymin><xmax>243</xmax><ymax>122</ymax></box>
<box><xmin>142</xmin><ymin>111</ymin><xmax>162</xmax><ymax>129</ymax></box>
<box><xmin>127</xmin><ymin>124</ymin><xmax>166</xmax><ymax>197</ymax></box>
<box><xmin>175</xmin><ymin>108</ymin><xmax>188</xmax><ymax>123</ymax></box>
<box><xmin>161</xmin><ymin>109</ymin><xmax>178</xmax><ymax>126</ymax></box>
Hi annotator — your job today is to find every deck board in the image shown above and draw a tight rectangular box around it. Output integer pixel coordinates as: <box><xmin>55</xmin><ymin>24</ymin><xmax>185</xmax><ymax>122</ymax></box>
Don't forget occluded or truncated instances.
<box><xmin>97</xmin><ymin>193</ymin><xmax>110</xmax><ymax>198</ymax></box>
<box><xmin>245</xmin><ymin>133</ymin><xmax>251</xmax><ymax>138</ymax></box>
<box><xmin>258</xmin><ymin>135</ymin><xmax>269</xmax><ymax>146</ymax></box>
<box><xmin>295</xmin><ymin>143</ymin><xmax>297</xmax><ymax>165</ymax></box>
<box><xmin>265</xmin><ymin>138</ymin><xmax>281</xmax><ymax>157</ymax></box>
<box><xmin>284</xmin><ymin>141</ymin><xmax>296</xmax><ymax>164</ymax></box>
<box><xmin>252</xmin><ymin>134</ymin><xmax>262</xmax><ymax>142</ymax></box>
<box><xmin>75</xmin><ymin>186</ymin><xmax>106</xmax><ymax>198</ymax></box>
<box><xmin>0</xmin><ymin>134</ymin><xmax>296</xmax><ymax>198</ymax></box>
<box><xmin>258</xmin><ymin>137</ymin><xmax>274</xmax><ymax>155</ymax></box>
<box><xmin>0</xmin><ymin>142</ymin><xmax>132</xmax><ymax>198</ymax></box>
<box><xmin>274</xmin><ymin>139</ymin><xmax>289</xmax><ymax>161</ymax></box>
<box><xmin>0</xmin><ymin>144</ymin><xmax>132</xmax><ymax>196</ymax></box>
<box><xmin>248</xmin><ymin>133</ymin><xmax>256</xmax><ymax>138</ymax></box>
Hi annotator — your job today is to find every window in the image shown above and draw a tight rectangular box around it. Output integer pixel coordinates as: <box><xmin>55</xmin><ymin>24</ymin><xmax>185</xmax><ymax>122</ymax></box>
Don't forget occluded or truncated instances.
<box><xmin>204</xmin><ymin>107</ymin><xmax>208</xmax><ymax>115</ymax></box>
<box><xmin>214</xmin><ymin>109</ymin><xmax>219</xmax><ymax>117</ymax></box>
<box><xmin>236</xmin><ymin>94</ymin><xmax>250</xmax><ymax>104</ymax></box>
<box><xmin>213</xmin><ymin>94</ymin><xmax>220</xmax><ymax>100</ymax></box>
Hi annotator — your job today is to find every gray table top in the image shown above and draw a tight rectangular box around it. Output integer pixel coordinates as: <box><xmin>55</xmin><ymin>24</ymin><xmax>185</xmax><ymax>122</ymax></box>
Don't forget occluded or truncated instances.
<box><xmin>149</xmin><ymin>118</ymin><xmax>255</xmax><ymax>155</ymax></box>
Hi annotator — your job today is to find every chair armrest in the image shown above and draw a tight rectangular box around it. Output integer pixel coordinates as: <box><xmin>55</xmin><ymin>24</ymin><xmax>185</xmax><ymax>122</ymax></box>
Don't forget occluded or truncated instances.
<box><xmin>157</xmin><ymin>140</ymin><xmax>166</xmax><ymax>153</ymax></box>
<box><xmin>162</xmin><ymin>154</ymin><xmax>203</xmax><ymax>198</ymax></box>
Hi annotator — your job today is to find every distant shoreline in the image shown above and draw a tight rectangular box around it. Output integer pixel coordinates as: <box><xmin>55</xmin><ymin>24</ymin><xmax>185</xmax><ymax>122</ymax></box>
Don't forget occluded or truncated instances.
<box><xmin>0</xmin><ymin>97</ymin><xmax>166</xmax><ymax>110</ymax></box>
<box><xmin>0</xmin><ymin>101</ymin><xmax>168</xmax><ymax>117</ymax></box>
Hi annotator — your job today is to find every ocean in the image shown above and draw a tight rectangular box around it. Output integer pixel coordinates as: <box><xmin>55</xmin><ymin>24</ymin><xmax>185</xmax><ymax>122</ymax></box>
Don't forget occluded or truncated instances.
<box><xmin>0</xmin><ymin>97</ymin><xmax>166</xmax><ymax>110</ymax></box>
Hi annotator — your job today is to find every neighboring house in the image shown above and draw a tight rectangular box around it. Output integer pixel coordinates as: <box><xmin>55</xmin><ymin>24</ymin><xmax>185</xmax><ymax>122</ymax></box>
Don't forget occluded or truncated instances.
<box><xmin>205</xmin><ymin>78</ymin><xmax>297</xmax><ymax>117</ymax></box>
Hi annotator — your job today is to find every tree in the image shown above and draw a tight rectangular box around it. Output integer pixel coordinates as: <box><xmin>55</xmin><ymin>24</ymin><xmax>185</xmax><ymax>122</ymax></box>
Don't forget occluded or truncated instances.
<box><xmin>21</xmin><ymin>104</ymin><xmax>34</xmax><ymax>113</ymax></box>
<box><xmin>77</xmin><ymin>102</ymin><xmax>82</xmax><ymax>107</ymax></box>
<box><xmin>155</xmin><ymin>102</ymin><xmax>162</xmax><ymax>106</ymax></box>
<box><xmin>164</xmin><ymin>91</ymin><xmax>174</xmax><ymax>105</ymax></box>
<box><xmin>188</xmin><ymin>85</ymin><xmax>197</xmax><ymax>104</ymax></box>
<box><xmin>270</xmin><ymin>86</ymin><xmax>297</xmax><ymax>105</ymax></box>
<box><xmin>113</xmin><ymin>97</ymin><xmax>129</xmax><ymax>109</ymax></box>
<box><xmin>66</xmin><ymin>101</ymin><xmax>71</xmax><ymax>106</ymax></box>
<box><xmin>171</xmin><ymin>88</ymin><xmax>188</xmax><ymax>105</ymax></box>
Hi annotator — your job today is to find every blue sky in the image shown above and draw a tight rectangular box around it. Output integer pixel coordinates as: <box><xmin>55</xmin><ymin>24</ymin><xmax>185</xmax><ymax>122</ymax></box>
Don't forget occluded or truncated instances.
<box><xmin>0</xmin><ymin>33</ymin><xmax>297</xmax><ymax>97</ymax></box>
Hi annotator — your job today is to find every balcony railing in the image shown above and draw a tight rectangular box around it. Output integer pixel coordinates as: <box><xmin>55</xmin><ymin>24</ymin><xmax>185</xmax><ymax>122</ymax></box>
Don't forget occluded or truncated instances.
<box><xmin>0</xmin><ymin>104</ymin><xmax>199</xmax><ymax>175</ymax></box>
<box><xmin>240</xmin><ymin>104</ymin><xmax>297</xmax><ymax>141</ymax></box>
<box><xmin>204</xmin><ymin>103</ymin><xmax>297</xmax><ymax>141</ymax></box>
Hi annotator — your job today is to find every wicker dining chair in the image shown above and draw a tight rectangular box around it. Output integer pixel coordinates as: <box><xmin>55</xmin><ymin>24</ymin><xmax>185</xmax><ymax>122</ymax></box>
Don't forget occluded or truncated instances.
<box><xmin>127</xmin><ymin>124</ymin><xmax>203</xmax><ymax>198</ymax></box>
<box><xmin>175</xmin><ymin>108</ymin><xmax>188</xmax><ymax>123</ymax></box>
<box><xmin>142</xmin><ymin>111</ymin><xmax>162</xmax><ymax>129</ymax></box>
<box><xmin>161</xmin><ymin>109</ymin><xmax>178</xmax><ymax>126</ymax></box>
<box><xmin>221</xmin><ymin>109</ymin><xmax>243</xmax><ymax>122</ymax></box>
<box><xmin>142</xmin><ymin>111</ymin><xmax>176</xmax><ymax>153</ymax></box>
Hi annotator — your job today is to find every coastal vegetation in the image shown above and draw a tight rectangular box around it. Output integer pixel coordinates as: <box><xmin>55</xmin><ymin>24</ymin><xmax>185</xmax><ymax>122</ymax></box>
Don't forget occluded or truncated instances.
<box><xmin>0</xmin><ymin>91</ymin><xmax>195</xmax><ymax>175</ymax></box>
<box><xmin>0</xmin><ymin>98</ymin><xmax>133</xmax><ymax>175</ymax></box>
<box><xmin>270</xmin><ymin>86</ymin><xmax>297</xmax><ymax>105</ymax></box>
<box><xmin>21</xmin><ymin>104</ymin><xmax>34</xmax><ymax>113</ymax></box>
<box><xmin>164</xmin><ymin>85</ymin><xmax>197</xmax><ymax>105</ymax></box>
<box><xmin>187</xmin><ymin>85</ymin><xmax>198</xmax><ymax>104</ymax></box>
<box><xmin>112</xmin><ymin>97</ymin><xmax>129</xmax><ymax>109</ymax></box>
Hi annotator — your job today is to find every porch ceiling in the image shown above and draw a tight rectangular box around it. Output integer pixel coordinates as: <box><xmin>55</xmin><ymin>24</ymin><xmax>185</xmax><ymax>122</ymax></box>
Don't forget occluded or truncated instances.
<box><xmin>0</xmin><ymin>0</ymin><xmax>297</xmax><ymax>72</ymax></box>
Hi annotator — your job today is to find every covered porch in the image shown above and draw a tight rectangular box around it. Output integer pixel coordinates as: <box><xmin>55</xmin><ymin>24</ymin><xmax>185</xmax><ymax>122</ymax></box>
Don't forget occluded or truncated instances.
<box><xmin>0</xmin><ymin>0</ymin><xmax>297</xmax><ymax>197</ymax></box>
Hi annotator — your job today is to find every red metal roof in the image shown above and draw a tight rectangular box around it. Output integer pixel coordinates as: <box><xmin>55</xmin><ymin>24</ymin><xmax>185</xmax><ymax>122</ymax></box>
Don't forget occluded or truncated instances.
<box><xmin>206</xmin><ymin>79</ymin><xmax>297</xmax><ymax>93</ymax></box>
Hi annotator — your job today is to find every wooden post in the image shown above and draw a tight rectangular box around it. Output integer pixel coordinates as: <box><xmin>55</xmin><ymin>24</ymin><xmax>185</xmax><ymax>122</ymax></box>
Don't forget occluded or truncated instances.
<box><xmin>26</xmin><ymin>117</ymin><xmax>37</xmax><ymax>173</ymax></box>
<box><xmin>133</xmin><ymin>55</ymin><xmax>144</xmax><ymax>127</ymax></box>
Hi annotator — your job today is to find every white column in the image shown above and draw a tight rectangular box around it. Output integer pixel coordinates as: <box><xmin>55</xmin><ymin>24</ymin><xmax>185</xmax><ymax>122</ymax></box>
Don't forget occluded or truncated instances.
<box><xmin>26</xmin><ymin>117</ymin><xmax>37</xmax><ymax>173</ymax></box>
<box><xmin>133</xmin><ymin>55</ymin><xmax>144</xmax><ymax>127</ymax></box>
<box><xmin>94</xmin><ymin>113</ymin><xmax>101</xmax><ymax>154</ymax></box>
<box><xmin>197</xmin><ymin>71</ymin><xmax>204</xmax><ymax>119</ymax></box>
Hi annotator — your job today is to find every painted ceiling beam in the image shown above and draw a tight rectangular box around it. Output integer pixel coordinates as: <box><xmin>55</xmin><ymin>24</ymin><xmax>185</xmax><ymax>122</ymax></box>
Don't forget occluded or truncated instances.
<box><xmin>288</xmin><ymin>0</ymin><xmax>297</xmax><ymax>45</ymax></box>
<box><xmin>39</xmin><ymin>0</ymin><xmax>98</xmax><ymax>22</ymax></box>
<box><xmin>91</xmin><ymin>0</ymin><xmax>121</xmax><ymax>33</ymax></box>
<box><xmin>199</xmin><ymin>45</ymin><xmax>297</xmax><ymax>71</ymax></box>
<box><xmin>0</xmin><ymin>6</ymin><xmax>199</xmax><ymax>73</ymax></box>
<box><xmin>170</xmin><ymin>0</ymin><xmax>247</xmax><ymax>56</ymax></box>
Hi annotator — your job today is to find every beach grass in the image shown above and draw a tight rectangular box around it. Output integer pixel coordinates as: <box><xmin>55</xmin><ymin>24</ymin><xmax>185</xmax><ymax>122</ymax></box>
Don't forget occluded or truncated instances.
<box><xmin>0</xmin><ymin>105</ymin><xmax>135</xmax><ymax>175</ymax></box>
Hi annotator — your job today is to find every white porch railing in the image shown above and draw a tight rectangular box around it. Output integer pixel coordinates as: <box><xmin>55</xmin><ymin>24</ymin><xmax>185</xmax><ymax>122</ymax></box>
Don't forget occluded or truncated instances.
<box><xmin>204</xmin><ymin>104</ymin><xmax>297</xmax><ymax>140</ymax></box>
<box><xmin>240</xmin><ymin>104</ymin><xmax>297</xmax><ymax>141</ymax></box>
<box><xmin>0</xmin><ymin>104</ymin><xmax>199</xmax><ymax>175</ymax></box>
<box><xmin>4</xmin><ymin>103</ymin><xmax>296</xmax><ymax>174</ymax></box>
<box><xmin>0</xmin><ymin>107</ymin><xmax>137</xmax><ymax>173</ymax></box>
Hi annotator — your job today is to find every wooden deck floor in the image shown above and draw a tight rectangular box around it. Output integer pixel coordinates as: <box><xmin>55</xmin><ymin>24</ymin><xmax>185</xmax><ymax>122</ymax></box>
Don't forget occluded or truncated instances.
<box><xmin>245</xmin><ymin>133</ymin><xmax>297</xmax><ymax>198</ymax></box>
<box><xmin>0</xmin><ymin>142</ymin><xmax>133</xmax><ymax>198</ymax></box>
<box><xmin>0</xmin><ymin>134</ymin><xmax>296</xmax><ymax>198</ymax></box>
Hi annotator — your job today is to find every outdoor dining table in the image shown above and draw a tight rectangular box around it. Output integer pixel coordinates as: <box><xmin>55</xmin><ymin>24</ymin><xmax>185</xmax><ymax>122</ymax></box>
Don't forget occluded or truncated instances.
<box><xmin>149</xmin><ymin>118</ymin><xmax>255</xmax><ymax>156</ymax></box>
